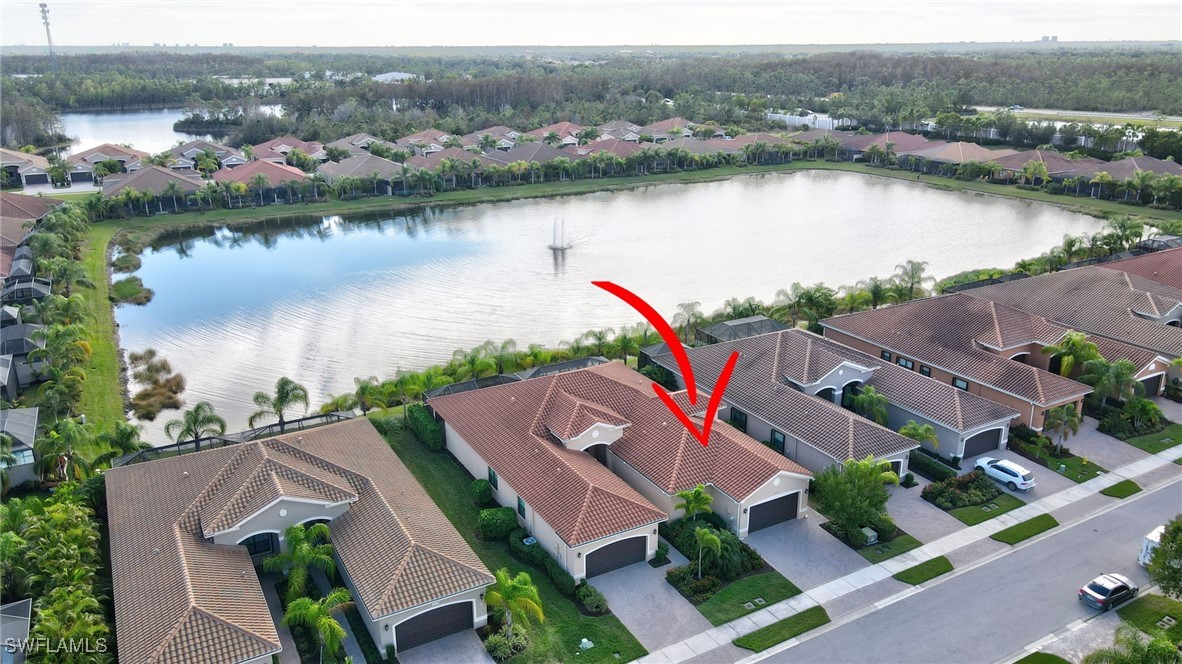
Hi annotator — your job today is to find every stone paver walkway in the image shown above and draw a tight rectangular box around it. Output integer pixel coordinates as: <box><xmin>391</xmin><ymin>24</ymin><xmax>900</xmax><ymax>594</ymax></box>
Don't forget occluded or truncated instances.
<box><xmin>1065</xmin><ymin>418</ymin><xmax>1151</xmax><ymax>470</ymax></box>
<box><xmin>261</xmin><ymin>574</ymin><xmax>301</xmax><ymax>664</ymax></box>
<box><xmin>636</xmin><ymin>444</ymin><xmax>1182</xmax><ymax>664</ymax></box>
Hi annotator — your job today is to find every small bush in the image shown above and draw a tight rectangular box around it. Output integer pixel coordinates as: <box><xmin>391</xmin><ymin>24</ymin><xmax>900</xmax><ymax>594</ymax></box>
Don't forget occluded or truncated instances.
<box><xmin>1098</xmin><ymin>414</ymin><xmax>1133</xmax><ymax>440</ymax></box>
<box><xmin>656</xmin><ymin>541</ymin><xmax>669</xmax><ymax>561</ymax></box>
<box><xmin>666</xmin><ymin>565</ymin><xmax>722</xmax><ymax>603</ymax></box>
<box><xmin>545</xmin><ymin>558</ymin><xmax>577</xmax><ymax>597</ymax></box>
<box><xmin>484</xmin><ymin>633</ymin><xmax>514</xmax><ymax>662</ymax></box>
<box><xmin>478</xmin><ymin>507</ymin><xmax>517</xmax><ymax>540</ymax></box>
<box><xmin>660</xmin><ymin>518</ymin><xmax>762</xmax><ymax>582</ymax></box>
<box><xmin>508</xmin><ymin>528</ymin><xmax>551</xmax><ymax>567</ymax></box>
<box><xmin>576</xmin><ymin>583</ymin><xmax>610</xmax><ymax>615</ymax></box>
<box><xmin>908</xmin><ymin>450</ymin><xmax>957</xmax><ymax>482</ymax></box>
<box><xmin>406</xmin><ymin>403</ymin><xmax>444</xmax><ymax>451</ymax></box>
<box><xmin>471</xmin><ymin>479</ymin><xmax>493</xmax><ymax>507</ymax></box>
<box><xmin>369</xmin><ymin>416</ymin><xmax>401</xmax><ymax>438</ymax></box>
<box><xmin>921</xmin><ymin>470</ymin><xmax>1001</xmax><ymax>511</ymax></box>
<box><xmin>900</xmin><ymin>472</ymin><xmax>917</xmax><ymax>488</ymax></box>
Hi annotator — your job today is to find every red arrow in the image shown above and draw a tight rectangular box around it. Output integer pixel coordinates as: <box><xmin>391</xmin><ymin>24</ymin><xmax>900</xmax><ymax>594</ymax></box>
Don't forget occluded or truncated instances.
<box><xmin>593</xmin><ymin>281</ymin><xmax>740</xmax><ymax>447</ymax></box>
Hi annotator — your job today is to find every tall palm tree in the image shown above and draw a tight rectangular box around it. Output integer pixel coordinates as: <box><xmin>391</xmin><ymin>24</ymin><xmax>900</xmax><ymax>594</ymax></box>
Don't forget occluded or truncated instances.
<box><xmin>1040</xmin><ymin>330</ymin><xmax>1100</xmax><ymax>376</ymax></box>
<box><xmin>856</xmin><ymin>276</ymin><xmax>889</xmax><ymax>309</ymax></box>
<box><xmin>352</xmin><ymin>376</ymin><xmax>382</xmax><ymax>414</ymax></box>
<box><xmin>0</xmin><ymin>433</ymin><xmax>18</xmax><ymax>494</ymax></box>
<box><xmin>164</xmin><ymin>401</ymin><xmax>227</xmax><ymax>442</ymax></box>
<box><xmin>92</xmin><ymin>421</ymin><xmax>148</xmax><ymax>468</ymax></box>
<box><xmin>898</xmin><ymin>420</ymin><xmax>938</xmax><ymax>452</ymax></box>
<box><xmin>851</xmin><ymin>386</ymin><xmax>889</xmax><ymax>425</ymax></box>
<box><xmin>485</xmin><ymin>567</ymin><xmax>544</xmax><ymax>630</ymax></box>
<box><xmin>249</xmin><ymin>376</ymin><xmax>310</xmax><ymax>431</ymax></box>
<box><xmin>1089</xmin><ymin>171</ymin><xmax>1114</xmax><ymax>199</ymax></box>
<box><xmin>264</xmin><ymin>522</ymin><xmax>336</xmax><ymax>603</ymax></box>
<box><xmin>694</xmin><ymin>527</ymin><xmax>721</xmax><ymax>580</ymax></box>
<box><xmin>894</xmin><ymin>260</ymin><xmax>934</xmax><ymax>298</ymax></box>
<box><xmin>583</xmin><ymin>328</ymin><xmax>616</xmax><ymax>357</ymax></box>
<box><xmin>672</xmin><ymin>302</ymin><xmax>703</xmax><ymax>344</ymax></box>
<box><xmin>1079</xmin><ymin>358</ymin><xmax>1143</xmax><ymax>410</ymax></box>
<box><xmin>1042</xmin><ymin>405</ymin><xmax>1081</xmax><ymax>455</ymax></box>
<box><xmin>318</xmin><ymin>393</ymin><xmax>358</xmax><ymax>415</ymax></box>
<box><xmin>33</xmin><ymin>419</ymin><xmax>94</xmax><ymax>482</ymax></box>
<box><xmin>160</xmin><ymin>180</ymin><xmax>186</xmax><ymax>212</ymax></box>
<box><xmin>674</xmin><ymin>484</ymin><xmax>713</xmax><ymax>521</ymax></box>
<box><xmin>283</xmin><ymin>587</ymin><xmax>354</xmax><ymax>663</ymax></box>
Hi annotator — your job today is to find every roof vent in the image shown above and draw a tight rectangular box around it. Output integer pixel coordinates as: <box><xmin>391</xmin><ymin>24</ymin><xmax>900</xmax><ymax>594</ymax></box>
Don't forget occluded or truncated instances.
<box><xmin>182</xmin><ymin>471</ymin><xmax>189</xmax><ymax>478</ymax></box>
<box><xmin>153</xmin><ymin>547</ymin><xmax>161</xmax><ymax>554</ymax></box>
<box><xmin>297</xmin><ymin>437</ymin><xmax>303</xmax><ymax>443</ymax></box>
<box><xmin>510</xmin><ymin>396</ymin><xmax>516</xmax><ymax>401</ymax></box>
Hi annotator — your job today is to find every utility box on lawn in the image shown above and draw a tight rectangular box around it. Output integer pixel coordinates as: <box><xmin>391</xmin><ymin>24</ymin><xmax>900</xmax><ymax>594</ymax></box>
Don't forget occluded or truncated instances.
<box><xmin>861</xmin><ymin>527</ymin><xmax>879</xmax><ymax>546</ymax></box>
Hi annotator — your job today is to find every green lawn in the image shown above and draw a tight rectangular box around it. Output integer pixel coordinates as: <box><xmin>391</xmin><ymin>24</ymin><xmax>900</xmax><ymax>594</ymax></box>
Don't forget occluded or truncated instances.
<box><xmin>1014</xmin><ymin>652</ymin><xmax>1071</xmax><ymax>664</ymax></box>
<box><xmin>1023</xmin><ymin>450</ymin><xmax>1107</xmax><ymax>483</ymax></box>
<box><xmin>733</xmin><ymin>606</ymin><xmax>830</xmax><ymax>653</ymax></box>
<box><xmin>1099</xmin><ymin>479</ymin><xmax>1142</xmax><ymax>499</ymax></box>
<box><xmin>948</xmin><ymin>493</ymin><xmax>1026</xmax><ymax>526</ymax></box>
<box><xmin>857</xmin><ymin>534</ymin><xmax>923</xmax><ymax>564</ymax></box>
<box><xmin>1125</xmin><ymin>423</ymin><xmax>1182</xmax><ymax>454</ymax></box>
<box><xmin>892</xmin><ymin>557</ymin><xmax>953</xmax><ymax>585</ymax></box>
<box><xmin>374</xmin><ymin>415</ymin><xmax>646</xmax><ymax>664</ymax></box>
<box><xmin>77</xmin><ymin>222</ymin><xmax>126</xmax><ymax>447</ymax></box>
<box><xmin>991</xmin><ymin>514</ymin><xmax>1060</xmax><ymax>545</ymax></box>
<box><xmin>696</xmin><ymin>572</ymin><xmax>802</xmax><ymax>626</ymax></box>
<box><xmin>1117</xmin><ymin>594</ymin><xmax>1182</xmax><ymax>645</ymax></box>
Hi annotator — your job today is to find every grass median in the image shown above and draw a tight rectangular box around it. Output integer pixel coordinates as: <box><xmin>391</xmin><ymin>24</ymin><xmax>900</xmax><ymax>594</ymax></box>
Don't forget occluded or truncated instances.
<box><xmin>733</xmin><ymin>606</ymin><xmax>831</xmax><ymax>653</ymax></box>
<box><xmin>892</xmin><ymin>556</ymin><xmax>953</xmax><ymax>585</ymax></box>
<box><xmin>1117</xmin><ymin>594</ymin><xmax>1182</xmax><ymax>645</ymax></box>
<box><xmin>991</xmin><ymin>514</ymin><xmax>1059</xmax><ymax>545</ymax></box>
<box><xmin>1099</xmin><ymin>479</ymin><xmax>1142</xmax><ymax>499</ymax></box>
<box><xmin>948</xmin><ymin>493</ymin><xmax>1025</xmax><ymax>526</ymax></box>
<box><xmin>1125</xmin><ymin>423</ymin><xmax>1182</xmax><ymax>454</ymax></box>
<box><xmin>696</xmin><ymin>572</ymin><xmax>802</xmax><ymax>626</ymax></box>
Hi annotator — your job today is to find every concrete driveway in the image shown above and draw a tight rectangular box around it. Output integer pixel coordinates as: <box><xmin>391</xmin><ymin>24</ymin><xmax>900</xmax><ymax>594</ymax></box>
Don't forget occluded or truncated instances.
<box><xmin>744</xmin><ymin>516</ymin><xmax>869</xmax><ymax>590</ymax></box>
<box><xmin>962</xmin><ymin>447</ymin><xmax>1077</xmax><ymax>498</ymax></box>
<box><xmin>399</xmin><ymin>630</ymin><xmax>493</xmax><ymax>664</ymax></box>
<box><xmin>1066</xmin><ymin>418</ymin><xmax>1150</xmax><ymax>470</ymax></box>
<box><xmin>593</xmin><ymin>543</ymin><xmax>711</xmax><ymax>651</ymax></box>
<box><xmin>886</xmin><ymin>479</ymin><xmax>965</xmax><ymax>542</ymax></box>
<box><xmin>1153</xmin><ymin>396</ymin><xmax>1182</xmax><ymax>422</ymax></box>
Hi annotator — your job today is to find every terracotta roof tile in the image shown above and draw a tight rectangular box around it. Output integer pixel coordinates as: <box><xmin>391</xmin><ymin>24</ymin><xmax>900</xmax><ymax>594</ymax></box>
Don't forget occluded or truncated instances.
<box><xmin>1101</xmin><ymin>247</ymin><xmax>1182</xmax><ymax>291</ymax></box>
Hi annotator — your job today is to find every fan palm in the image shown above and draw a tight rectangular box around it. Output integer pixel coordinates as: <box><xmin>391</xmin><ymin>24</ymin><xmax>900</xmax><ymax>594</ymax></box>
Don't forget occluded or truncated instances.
<box><xmin>249</xmin><ymin>376</ymin><xmax>310</xmax><ymax>431</ymax></box>
<box><xmin>485</xmin><ymin>567</ymin><xmax>545</xmax><ymax>630</ymax></box>
<box><xmin>164</xmin><ymin>400</ymin><xmax>227</xmax><ymax>442</ymax></box>
<box><xmin>264</xmin><ymin>522</ymin><xmax>336</xmax><ymax>604</ymax></box>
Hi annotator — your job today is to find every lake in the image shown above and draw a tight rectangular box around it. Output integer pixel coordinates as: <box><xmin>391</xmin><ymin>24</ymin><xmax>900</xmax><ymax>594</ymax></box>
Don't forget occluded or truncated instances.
<box><xmin>114</xmin><ymin>170</ymin><xmax>1102</xmax><ymax>441</ymax></box>
<box><xmin>59</xmin><ymin>106</ymin><xmax>282</xmax><ymax>155</ymax></box>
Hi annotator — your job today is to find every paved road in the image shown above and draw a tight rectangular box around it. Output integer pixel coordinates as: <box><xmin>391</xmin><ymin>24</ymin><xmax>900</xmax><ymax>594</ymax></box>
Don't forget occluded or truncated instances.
<box><xmin>973</xmin><ymin>106</ymin><xmax>1182</xmax><ymax>123</ymax></box>
<box><xmin>759</xmin><ymin>480</ymin><xmax>1181</xmax><ymax>664</ymax></box>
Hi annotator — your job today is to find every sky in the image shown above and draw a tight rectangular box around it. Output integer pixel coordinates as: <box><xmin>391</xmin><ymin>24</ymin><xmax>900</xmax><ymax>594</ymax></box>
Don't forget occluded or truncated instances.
<box><xmin>1</xmin><ymin>0</ymin><xmax>1179</xmax><ymax>47</ymax></box>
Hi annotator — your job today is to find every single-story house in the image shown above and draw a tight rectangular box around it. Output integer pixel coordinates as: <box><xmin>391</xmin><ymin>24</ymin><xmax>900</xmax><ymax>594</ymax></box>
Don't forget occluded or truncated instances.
<box><xmin>1</xmin><ymin>191</ymin><xmax>63</xmax><ymax>280</ymax></box>
<box><xmin>67</xmin><ymin>143</ymin><xmax>150</xmax><ymax>173</ymax></box>
<box><xmin>963</xmin><ymin>265</ymin><xmax>1182</xmax><ymax>390</ymax></box>
<box><xmin>1099</xmin><ymin>246</ymin><xmax>1182</xmax><ymax>291</ymax></box>
<box><xmin>317</xmin><ymin>154</ymin><xmax>407</xmax><ymax>193</ymax></box>
<box><xmin>106</xmin><ymin>418</ymin><xmax>493</xmax><ymax>663</ymax></box>
<box><xmin>1061</xmin><ymin>154</ymin><xmax>1182</xmax><ymax>183</ymax></box>
<box><xmin>821</xmin><ymin>293</ymin><xmax>1095</xmax><ymax>430</ymax></box>
<box><xmin>0</xmin><ymin>147</ymin><xmax>52</xmax><ymax>187</ymax></box>
<box><xmin>213</xmin><ymin>161</ymin><xmax>308</xmax><ymax>204</ymax></box>
<box><xmin>650</xmin><ymin>340</ymin><xmax>920</xmax><ymax>474</ymax></box>
<box><xmin>641</xmin><ymin>117</ymin><xmax>696</xmax><ymax>140</ymax></box>
<box><xmin>429</xmin><ymin>362</ymin><xmax>813</xmax><ymax>581</ymax></box>
<box><xmin>565</xmin><ymin>138</ymin><xmax>645</xmax><ymax>159</ymax></box>
<box><xmin>0</xmin><ymin>321</ymin><xmax>45</xmax><ymax>388</ymax></box>
<box><xmin>991</xmin><ymin>150</ymin><xmax>1106</xmax><ymax>183</ymax></box>
<box><xmin>167</xmin><ymin>139</ymin><xmax>248</xmax><ymax>170</ymax></box>
<box><xmin>252</xmin><ymin>136</ymin><xmax>327</xmax><ymax>164</ymax></box>
<box><xmin>102</xmin><ymin>166</ymin><xmax>204</xmax><ymax>211</ymax></box>
<box><xmin>395</xmin><ymin>129</ymin><xmax>453</xmax><ymax>155</ymax></box>
<box><xmin>898</xmin><ymin>142</ymin><xmax>1018</xmax><ymax>172</ymax></box>
<box><xmin>697</xmin><ymin>315</ymin><xmax>787</xmax><ymax>345</ymax></box>
<box><xmin>661</xmin><ymin>136</ymin><xmax>740</xmax><ymax>156</ymax></box>
<box><xmin>403</xmin><ymin>147</ymin><xmax>505</xmax><ymax>174</ymax></box>
<box><xmin>325</xmin><ymin>133</ymin><xmax>400</xmax><ymax>158</ymax></box>
<box><xmin>461</xmin><ymin>126</ymin><xmax>521</xmax><ymax>152</ymax></box>
<box><xmin>496</xmin><ymin>142</ymin><xmax>571</xmax><ymax>165</ymax></box>
<box><xmin>0</xmin><ymin>406</ymin><xmax>38</xmax><ymax>488</ymax></box>
<box><xmin>524</xmin><ymin>122</ymin><xmax>583</xmax><ymax>147</ymax></box>
<box><xmin>597</xmin><ymin>120</ymin><xmax>643</xmax><ymax>142</ymax></box>
<box><xmin>837</xmin><ymin>132</ymin><xmax>932</xmax><ymax>162</ymax></box>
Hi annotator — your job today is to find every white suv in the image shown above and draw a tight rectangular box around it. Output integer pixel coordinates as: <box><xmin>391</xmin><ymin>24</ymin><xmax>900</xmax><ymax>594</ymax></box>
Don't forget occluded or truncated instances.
<box><xmin>975</xmin><ymin>456</ymin><xmax>1036</xmax><ymax>491</ymax></box>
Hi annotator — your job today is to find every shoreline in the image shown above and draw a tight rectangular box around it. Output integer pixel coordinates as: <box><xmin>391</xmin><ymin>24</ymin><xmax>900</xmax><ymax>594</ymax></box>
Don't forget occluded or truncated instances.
<box><xmin>78</xmin><ymin>161</ymin><xmax>1179</xmax><ymax>435</ymax></box>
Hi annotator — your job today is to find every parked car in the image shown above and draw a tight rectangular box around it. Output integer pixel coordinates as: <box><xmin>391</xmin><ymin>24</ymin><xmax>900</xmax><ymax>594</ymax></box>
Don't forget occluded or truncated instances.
<box><xmin>975</xmin><ymin>457</ymin><xmax>1036</xmax><ymax>491</ymax></box>
<box><xmin>1139</xmin><ymin>525</ymin><xmax>1165</xmax><ymax>567</ymax></box>
<box><xmin>1009</xmin><ymin>104</ymin><xmax>1025</xmax><ymax>111</ymax></box>
<box><xmin>1078</xmin><ymin>573</ymin><xmax>1139</xmax><ymax>611</ymax></box>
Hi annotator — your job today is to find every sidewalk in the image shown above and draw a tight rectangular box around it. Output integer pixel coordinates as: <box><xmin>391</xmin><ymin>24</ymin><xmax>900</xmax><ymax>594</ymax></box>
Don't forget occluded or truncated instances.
<box><xmin>636</xmin><ymin>443</ymin><xmax>1182</xmax><ymax>664</ymax></box>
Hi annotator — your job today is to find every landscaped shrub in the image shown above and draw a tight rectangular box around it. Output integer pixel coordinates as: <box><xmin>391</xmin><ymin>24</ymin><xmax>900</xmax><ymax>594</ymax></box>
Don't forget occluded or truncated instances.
<box><xmin>665</xmin><ymin>564</ymin><xmax>722</xmax><ymax>604</ymax></box>
<box><xmin>545</xmin><ymin>558</ymin><xmax>577</xmax><ymax>597</ymax></box>
<box><xmin>660</xmin><ymin>518</ymin><xmax>762</xmax><ymax>582</ymax></box>
<box><xmin>406</xmin><ymin>403</ymin><xmax>444</xmax><ymax>451</ymax></box>
<box><xmin>576</xmin><ymin>583</ymin><xmax>610</xmax><ymax>615</ymax></box>
<box><xmin>471</xmin><ymin>479</ymin><xmax>493</xmax><ymax>507</ymax></box>
<box><xmin>368</xmin><ymin>415</ymin><xmax>401</xmax><ymax>438</ymax></box>
<box><xmin>1098</xmin><ymin>414</ymin><xmax>1134</xmax><ymax>439</ymax></box>
<box><xmin>508</xmin><ymin>528</ymin><xmax>551</xmax><ymax>567</ymax></box>
<box><xmin>900</xmin><ymin>472</ymin><xmax>917</xmax><ymax>488</ymax></box>
<box><xmin>478</xmin><ymin>507</ymin><xmax>517</xmax><ymax>540</ymax></box>
<box><xmin>656</xmin><ymin>541</ymin><xmax>669</xmax><ymax>562</ymax></box>
<box><xmin>484</xmin><ymin>624</ymin><xmax>528</xmax><ymax>662</ymax></box>
<box><xmin>908</xmin><ymin>450</ymin><xmax>957</xmax><ymax>482</ymax></box>
<box><xmin>921</xmin><ymin>470</ymin><xmax>1002</xmax><ymax>511</ymax></box>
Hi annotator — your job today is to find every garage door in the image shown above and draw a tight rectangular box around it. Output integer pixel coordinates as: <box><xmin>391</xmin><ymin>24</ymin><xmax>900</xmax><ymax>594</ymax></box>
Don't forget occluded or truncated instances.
<box><xmin>395</xmin><ymin>602</ymin><xmax>473</xmax><ymax>652</ymax></box>
<box><xmin>585</xmin><ymin>536</ymin><xmax>646</xmax><ymax>577</ymax></box>
<box><xmin>1141</xmin><ymin>374</ymin><xmax>1163</xmax><ymax>397</ymax></box>
<box><xmin>23</xmin><ymin>173</ymin><xmax>49</xmax><ymax>185</ymax></box>
<box><xmin>70</xmin><ymin>172</ymin><xmax>93</xmax><ymax>182</ymax></box>
<box><xmin>963</xmin><ymin>428</ymin><xmax>1002</xmax><ymax>459</ymax></box>
<box><xmin>748</xmin><ymin>493</ymin><xmax>799</xmax><ymax>533</ymax></box>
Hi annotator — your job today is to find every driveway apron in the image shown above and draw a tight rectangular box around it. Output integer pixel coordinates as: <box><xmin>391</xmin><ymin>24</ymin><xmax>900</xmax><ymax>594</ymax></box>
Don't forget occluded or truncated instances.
<box><xmin>593</xmin><ymin>543</ymin><xmax>711</xmax><ymax>651</ymax></box>
<box><xmin>744</xmin><ymin>516</ymin><xmax>868</xmax><ymax>590</ymax></box>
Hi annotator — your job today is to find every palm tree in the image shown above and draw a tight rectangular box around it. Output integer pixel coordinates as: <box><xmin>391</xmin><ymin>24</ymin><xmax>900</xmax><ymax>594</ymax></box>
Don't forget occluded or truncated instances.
<box><xmin>671</xmin><ymin>302</ymin><xmax>703</xmax><ymax>344</ymax></box>
<box><xmin>164</xmin><ymin>401</ymin><xmax>227</xmax><ymax>442</ymax></box>
<box><xmin>693</xmin><ymin>527</ymin><xmax>721</xmax><ymax>580</ymax></box>
<box><xmin>486</xmin><ymin>567</ymin><xmax>544</xmax><ymax>631</ymax></box>
<box><xmin>1089</xmin><ymin>171</ymin><xmax>1114</xmax><ymax>199</ymax></box>
<box><xmin>451</xmin><ymin>346</ymin><xmax>497</xmax><ymax>381</ymax></box>
<box><xmin>851</xmin><ymin>386</ymin><xmax>889</xmax><ymax>425</ymax></box>
<box><xmin>856</xmin><ymin>276</ymin><xmax>889</xmax><ymax>309</ymax></box>
<box><xmin>249</xmin><ymin>376</ymin><xmax>310</xmax><ymax>431</ymax></box>
<box><xmin>674</xmin><ymin>484</ymin><xmax>713</xmax><ymax>521</ymax></box>
<box><xmin>1040</xmin><ymin>330</ymin><xmax>1100</xmax><ymax>376</ymax></box>
<box><xmin>283</xmin><ymin>587</ymin><xmax>354</xmax><ymax>663</ymax></box>
<box><xmin>0</xmin><ymin>433</ymin><xmax>19</xmax><ymax>494</ymax></box>
<box><xmin>161</xmin><ymin>180</ymin><xmax>186</xmax><ymax>212</ymax></box>
<box><xmin>1079</xmin><ymin>358</ymin><xmax>1143</xmax><ymax>410</ymax></box>
<box><xmin>33</xmin><ymin>419</ymin><xmax>93</xmax><ymax>482</ymax></box>
<box><xmin>583</xmin><ymin>328</ymin><xmax>616</xmax><ymax>357</ymax></box>
<box><xmin>318</xmin><ymin>393</ymin><xmax>358</xmax><ymax>414</ymax></box>
<box><xmin>264</xmin><ymin>522</ymin><xmax>336</xmax><ymax>603</ymax></box>
<box><xmin>1081</xmin><ymin>625</ymin><xmax>1179</xmax><ymax>664</ymax></box>
<box><xmin>1042</xmin><ymin>405</ymin><xmax>1081</xmax><ymax>455</ymax></box>
<box><xmin>92</xmin><ymin>421</ymin><xmax>148</xmax><ymax>468</ymax></box>
<box><xmin>352</xmin><ymin>376</ymin><xmax>382</xmax><ymax>413</ymax></box>
<box><xmin>898</xmin><ymin>420</ymin><xmax>938</xmax><ymax>452</ymax></box>
<box><xmin>542</xmin><ymin>131</ymin><xmax>561</xmax><ymax>147</ymax></box>
<box><xmin>894</xmin><ymin>260</ymin><xmax>934</xmax><ymax>298</ymax></box>
<box><xmin>1124</xmin><ymin>398</ymin><xmax>1162</xmax><ymax>431</ymax></box>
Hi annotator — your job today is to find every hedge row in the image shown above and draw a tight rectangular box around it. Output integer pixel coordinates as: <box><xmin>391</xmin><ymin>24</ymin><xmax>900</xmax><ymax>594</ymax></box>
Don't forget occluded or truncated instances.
<box><xmin>406</xmin><ymin>403</ymin><xmax>444</xmax><ymax>451</ymax></box>
<box><xmin>908</xmin><ymin>450</ymin><xmax>957</xmax><ymax>482</ymax></box>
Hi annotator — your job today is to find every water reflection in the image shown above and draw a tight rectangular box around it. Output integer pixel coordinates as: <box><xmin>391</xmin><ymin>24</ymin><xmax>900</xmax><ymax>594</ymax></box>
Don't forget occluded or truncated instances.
<box><xmin>116</xmin><ymin>171</ymin><xmax>1103</xmax><ymax>442</ymax></box>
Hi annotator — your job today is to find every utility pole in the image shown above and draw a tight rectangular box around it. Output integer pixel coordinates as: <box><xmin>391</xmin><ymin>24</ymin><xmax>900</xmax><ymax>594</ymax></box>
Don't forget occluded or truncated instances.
<box><xmin>39</xmin><ymin>3</ymin><xmax>58</xmax><ymax>71</ymax></box>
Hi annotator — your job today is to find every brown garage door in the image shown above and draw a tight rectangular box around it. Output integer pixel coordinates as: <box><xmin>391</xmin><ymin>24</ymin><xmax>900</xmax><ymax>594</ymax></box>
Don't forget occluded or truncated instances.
<box><xmin>748</xmin><ymin>493</ymin><xmax>798</xmax><ymax>533</ymax></box>
<box><xmin>1141</xmin><ymin>373</ymin><xmax>1163</xmax><ymax>397</ymax></box>
<box><xmin>585</xmin><ymin>536</ymin><xmax>646</xmax><ymax>577</ymax></box>
<box><xmin>963</xmin><ymin>428</ymin><xmax>1002</xmax><ymax>459</ymax></box>
<box><xmin>395</xmin><ymin>601</ymin><xmax>473</xmax><ymax>652</ymax></box>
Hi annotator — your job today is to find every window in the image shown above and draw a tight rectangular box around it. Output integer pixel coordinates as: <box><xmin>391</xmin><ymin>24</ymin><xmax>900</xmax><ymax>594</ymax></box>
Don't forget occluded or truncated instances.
<box><xmin>953</xmin><ymin>378</ymin><xmax>969</xmax><ymax>391</ymax></box>
<box><xmin>241</xmin><ymin>533</ymin><xmax>273</xmax><ymax>557</ymax></box>
<box><xmin>770</xmin><ymin>430</ymin><xmax>785</xmax><ymax>454</ymax></box>
<box><xmin>517</xmin><ymin>496</ymin><xmax>526</xmax><ymax>518</ymax></box>
<box><xmin>896</xmin><ymin>357</ymin><xmax>915</xmax><ymax>371</ymax></box>
<box><xmin>488</xmin><ymin>467</ymin><xmax>498</xmax><ymax>490</ymax></box>
<box><xmin>919</xmin><ymin>365</ymin><xmax>931</xmax><ymax>377</ymax></box>
<box><xmin>730</xmin><ymin>408</ymin><xmax>748</xmax><ymax>433</ymax></box>
<box><xmin>880</xmin><ymin>350</ymin><xmax>892</xmax><ymax>362</ymax></box>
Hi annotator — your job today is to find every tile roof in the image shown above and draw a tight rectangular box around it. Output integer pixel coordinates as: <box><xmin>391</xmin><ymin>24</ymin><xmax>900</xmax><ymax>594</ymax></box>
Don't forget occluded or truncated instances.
<box><xmin>661</xmin><ymin>136</ymin><xmax>740</xmax><ymax>155</ymax></box>
<box><xmin>1101</xmin><ymin>247</ymin><xmax>1182</xmax><ymax>291</ymax></box>
<box><xmin>651</xmin><ymin>340</ymin><xmax>920</xmax><ymax>463</ymax></box>
<box><xmin>788</xmin><ymin>128</ymin><xmax>857</xmax><ymax>145</ymax></box>
<box><xmin>1087</xmin><ymin>333</ymin><xmax>1165</xmax><ymax>374</ymax></box>
<box><xmin>497</xmin><ymin>143</ymin><xmax>572</xmax><ymax>164</ymax></box>
<box><xmin>842</xmin><ymin>132</ymin><xmax>932</xmax><ymax>152</ymax></box>
<box><xmin>325</xmin><ymin>133</ymin><xmax>399</xmax><ymax>157</ymax></box>
<box><xmin>1062</xmin><ymin>155</ymin><xmax>1182</xmax><ymax>181</ymax></box>
<box><xmin>712</xmin><ymin>133</ymin><xmax>791</xmax><ymax>148</ymax></box>
<box><xmin>992</xmin><ymin>150</ymin><xmax>1106</xmax><ymax>176</ymax></box>
<box><xmin>966</xmin><ymin>265</ymin><xmax>1182</xmax><ymax>357</ymax></box>
<box><xmin>395</xmin><ymin>129</ymin><xmax>452</xmax><ymax>147</ymax></box>
<box><xmin>67</xmin><ymin>143</ymin><xmax>150</xmax><ymax>166</ymax></box>
<box><xmin>404</xmin><ymin>147</ymin><xmax>504</xmax><ymax>171</ymax></box>
<box><xmin>317</xmin><ymin>154</ymin><xmax>408</xmax><ymax>181</ymax></box>
<box><xmin>1</xmin><ymin>192</ymin><xmax>64</xmax><ymax>279</ymax></box>
<box><xmin>641</xmin><ymin>117</ymin><xmax>695</xmax><ymax>134</ymax></box>
<box><xmin>252</xmin><ymin>136</ymin><xmax>325</xmax><ymax>162</ymax></box>
<box><xmin>0</xmin><ymin>146</ymin><xmax>50</xmax><ymax>171</ymax></box>
<box><xmin>568</xmin><ymin>138</ymin><xmax>645</xmax><ymax>158</ymax></box>
<box><xmin>822</xmin><ymin>293</ymin><xmax>1093</xmax><ymax>406</ymax></box>
<box><xmin>525</xmin><ymin>122</ymin><xmax>583</xmax><ymax>139</ymax></box>
<box><xmin>901</xmin><ymin>141</ymin><xmax>1018</xmax><ymax>163</ymax></box>
<box><xmin>106</xmin><ymin>418</ymin><xmax>492</xmax><ymax>664</ymax></box>
<box><xmin>102</xmin><ymin>166</ymin><xmax>204</xmax><ymax>197</ymax></box>
<box><xmin>597</xmin><ymin>120</ymin><xmax>642</xmax><ymax>137</ymax></box>
<box><xmin>168</xmin><ymin>140</ymin><xmax>245</xmax><ymax>162</ymax></box>
<box><xmin>212</xmin><ymin>160</ymin><xmax>307</xmax><ymax>185</ymax></box>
